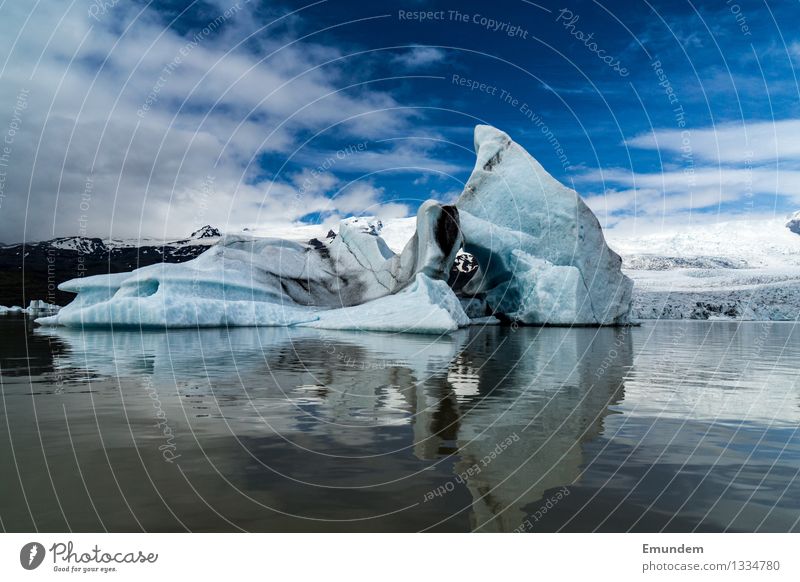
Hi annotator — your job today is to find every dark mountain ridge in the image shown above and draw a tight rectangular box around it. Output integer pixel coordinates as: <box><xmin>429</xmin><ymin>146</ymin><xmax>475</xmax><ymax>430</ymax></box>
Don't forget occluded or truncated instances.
<box><xmin>0</xmin><ymin>227</ymin><xmax>221</xmax><ymax>307</ymax></box>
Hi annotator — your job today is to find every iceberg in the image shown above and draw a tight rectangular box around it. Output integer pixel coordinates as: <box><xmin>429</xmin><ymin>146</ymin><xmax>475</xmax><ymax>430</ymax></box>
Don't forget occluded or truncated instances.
<box><xmin>456</xmin><ymin>125</ymin><xmax>633</xmax><ymax>325</ymax></box>
<box><xmin>37</xmin><ymin>124</ymin><xmax>631</xmax><ymax>332</ymax></box>
<box><xmin>36</xmin><ymin>200</ymin><xmax>467</xmax><ymax>334</ymax></box>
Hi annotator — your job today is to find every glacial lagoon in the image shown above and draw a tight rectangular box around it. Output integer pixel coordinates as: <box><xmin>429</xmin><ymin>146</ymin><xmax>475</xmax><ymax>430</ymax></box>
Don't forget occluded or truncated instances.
<box><xmin>1</xmin><ymin>315</ymin><xmax>798</xmax><ymax>532</ymax></box>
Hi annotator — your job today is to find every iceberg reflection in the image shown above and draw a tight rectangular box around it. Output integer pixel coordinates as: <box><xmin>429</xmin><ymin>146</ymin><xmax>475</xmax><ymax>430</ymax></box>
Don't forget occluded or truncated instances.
<box><xmin>33</xmin><ymin>324</ymin><xmax>631</xmax><ymax>531</ymax></box>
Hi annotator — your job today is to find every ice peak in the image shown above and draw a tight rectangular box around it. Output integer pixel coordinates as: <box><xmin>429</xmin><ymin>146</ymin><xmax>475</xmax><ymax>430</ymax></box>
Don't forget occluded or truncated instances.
<box><xmin>474</xmin><ymin>124</ymin><xmax>510</xmax><ymax>146</ymax></box>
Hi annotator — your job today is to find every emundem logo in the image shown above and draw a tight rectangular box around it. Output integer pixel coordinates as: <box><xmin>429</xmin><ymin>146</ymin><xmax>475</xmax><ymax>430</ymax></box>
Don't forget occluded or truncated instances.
<box><xmin>20</xmin><ymin>542</ymin><xmax>46</xmax><ymax>570</ymax></box>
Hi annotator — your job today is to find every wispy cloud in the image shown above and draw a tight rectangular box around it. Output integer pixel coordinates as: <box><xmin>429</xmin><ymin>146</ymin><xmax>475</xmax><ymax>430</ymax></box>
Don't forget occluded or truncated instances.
<box><xmin>0</xmin><ymin>1</ymin><xmax>440</xmax><ymax>241</ymax></box>
<box><xmin>625</xmin><ymin>119</ymin><xmax>800</xmax><ymax>164</ymax></box>
<box><xmin>580</xmin><ymin>119</ymin><xmax>800</xmax><ymax>228</ymax></box>
<box><xmin>293</xmin><ymin>141</ymin><xmax>465</xmax><ymax>175</ymax></box>
<box><xmin>789</xmin><ymin>41</ymin><xmax>800</xmax><ymax>66</ymax></box>
<box><xmin>392</xmin><ymin>46</ymin><xmax>447</xmax><ymax>68</ymax></box>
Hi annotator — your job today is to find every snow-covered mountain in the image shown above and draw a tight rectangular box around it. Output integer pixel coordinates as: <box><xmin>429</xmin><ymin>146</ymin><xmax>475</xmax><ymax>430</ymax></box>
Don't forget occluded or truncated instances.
<box><xmin>0</xmin><ymin>226</ymin><xmax>222</xmax><ymax>307</ymax></box>
<box><xmin>189</xmin><ymin>225</ymin><xmax>222</xmax><ymax>239</ymax></box>
<box><xmin>102</xmin><ymin>225</ymin><xmax>222</xmax><ymax>250</ymax></box>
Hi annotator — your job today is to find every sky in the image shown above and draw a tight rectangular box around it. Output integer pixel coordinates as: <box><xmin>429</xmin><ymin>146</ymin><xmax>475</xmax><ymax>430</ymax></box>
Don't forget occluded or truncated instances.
<box><xmin>0</xmin><ymin>0</ymin><xmax>799</xmax><ymax>242</ymax></box>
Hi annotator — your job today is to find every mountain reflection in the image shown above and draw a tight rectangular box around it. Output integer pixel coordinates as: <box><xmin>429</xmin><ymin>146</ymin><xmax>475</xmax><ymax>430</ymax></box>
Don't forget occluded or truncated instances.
<box><xmin>32</xmin><ymin>323</ymin><xmax>631</xmax><ymax>531</ymax></box>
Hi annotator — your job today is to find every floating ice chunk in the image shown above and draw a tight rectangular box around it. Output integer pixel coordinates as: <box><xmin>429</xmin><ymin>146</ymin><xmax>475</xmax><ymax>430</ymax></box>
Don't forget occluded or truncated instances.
<box><xmin>35</xmin><ymin>125</ymin><xmax>631</xmax><ymax>330</ymax></box>
<box><xmin>27</xmin><ymin>300</ymin><xmax>61</xmax><ymax>312</ymax></box>
<box><xmin>0</xmin><ymin>301</ymin><xmax>57</xmax><ymax>314</ymax></box>
<box><xmin>326</xmin><ymin>200</ymin><xmax>462</xmax><ymax>302</ymax></box>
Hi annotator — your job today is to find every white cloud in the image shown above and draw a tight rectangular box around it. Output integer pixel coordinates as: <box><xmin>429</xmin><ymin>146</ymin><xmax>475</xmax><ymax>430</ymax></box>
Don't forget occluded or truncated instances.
<box><xmin>295</xmin><ymin>140</ymin><xmax>464</xmax><ymax>175</ymax></box>
<box><xmin>625</xmin><ymin>119</ymin><xmax>800</xmax><ymax>164</ymax></box>
<box><xmin>392</xmin><ymin>46</ymin><xmax>446</xmax><ymax>68</ymax></box>
<box><xmin>332</xmin><ymin>182</ymin><xmax>410</xmax><ymax>220</ymax></box>
<box><xmin>789</xmin><ymin>41</ymin><xmax>800</xmax><ymax>66</ymax></box>
<box><xmin>0</xmin><ymin>1</ymin><xmax>438</xmax><ymax>241</ymax></box>
<box><xmin>583</xmin><ymin>165</ymin><xmax>800</xmax><ymax>216</ymax></box>
<box><xmin>580</xmin><ymin>119</ymin><xmax>800</xmax><ymax>228</ymax></box>
<box><xmin>602</xmin><ymin>209</ymin><xmax>789</xmax><ymax>238</ymax></box>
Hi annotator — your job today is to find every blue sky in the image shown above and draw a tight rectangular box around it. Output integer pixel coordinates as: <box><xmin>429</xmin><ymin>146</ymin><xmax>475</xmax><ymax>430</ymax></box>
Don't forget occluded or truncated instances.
<box><xmin>1</xmin><ymin>0</ymin><xmax>799</xmax><ymax>241</ymax></box>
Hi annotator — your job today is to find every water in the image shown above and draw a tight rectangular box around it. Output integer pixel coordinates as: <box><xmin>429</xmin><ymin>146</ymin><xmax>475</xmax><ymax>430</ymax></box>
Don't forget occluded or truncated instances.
<box><xmin>1</xmin><ymin>315</ymin><xmax>798</xmax><ymax>532</ymax></box>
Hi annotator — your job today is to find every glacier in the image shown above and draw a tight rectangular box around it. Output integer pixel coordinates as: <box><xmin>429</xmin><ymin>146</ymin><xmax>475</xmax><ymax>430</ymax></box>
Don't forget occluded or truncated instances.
<box><xmin>607</xmin><ymin>216</ymin><xmax>800</xmax><ymax>321</ymax></box>
<box><xmin>37</xmin><ymin>124</ymin><xmax>632</xmax><ymax>332</ymax></box>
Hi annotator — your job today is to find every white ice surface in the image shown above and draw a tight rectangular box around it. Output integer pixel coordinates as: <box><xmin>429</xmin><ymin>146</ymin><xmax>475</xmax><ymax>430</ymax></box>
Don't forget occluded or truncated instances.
<box><xmin>36</xmin><ymin>271</ymin><xmax>466</xmax><ymax>334</ymax></box>
<box><xmin>456</xmin><ymin>125</ymin><xmax>633</xmax><ymax>325</ymax></box>
<box><xmin>300</xmin><ymin>273</ymin><xmax>469</xmax><ymax>333</ymax></box>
